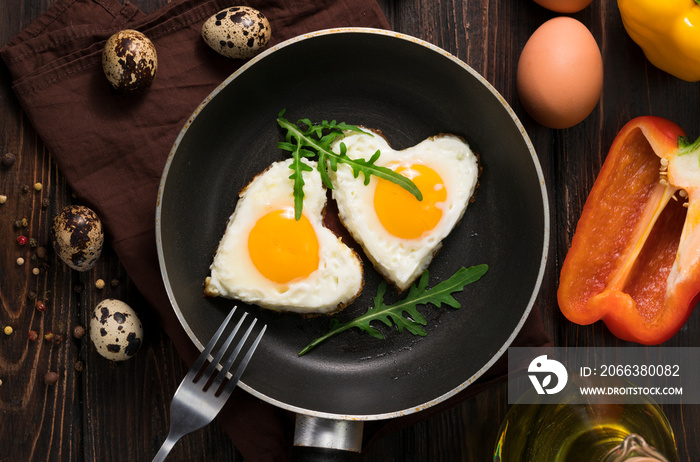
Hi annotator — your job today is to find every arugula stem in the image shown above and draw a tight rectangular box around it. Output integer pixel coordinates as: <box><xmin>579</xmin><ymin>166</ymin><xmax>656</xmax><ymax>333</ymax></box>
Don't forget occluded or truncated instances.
<box><xmin>298</xmin><ymin>323</ymin><xmax>354</xmax><ymax>356</ymax></box>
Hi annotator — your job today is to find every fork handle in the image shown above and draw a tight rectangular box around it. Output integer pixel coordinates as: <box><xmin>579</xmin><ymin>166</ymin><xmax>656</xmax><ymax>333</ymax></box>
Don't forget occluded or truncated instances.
<box><xmin>152</xmin><ymin>437</ymin><xmax>176</xmax><ymax>462</ymax></box>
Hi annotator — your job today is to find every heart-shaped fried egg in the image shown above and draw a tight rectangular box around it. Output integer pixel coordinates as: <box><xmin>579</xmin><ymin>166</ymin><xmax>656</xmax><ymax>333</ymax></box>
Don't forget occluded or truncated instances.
<box><xmin>204</xmin><ymin>159</ymin><xmax>363</xmax><ymax>314</ymax></box>
<box><xmin>329</xmin><ymin>131</ymin><xmax>479</xmax><ymax>291</ymax></box>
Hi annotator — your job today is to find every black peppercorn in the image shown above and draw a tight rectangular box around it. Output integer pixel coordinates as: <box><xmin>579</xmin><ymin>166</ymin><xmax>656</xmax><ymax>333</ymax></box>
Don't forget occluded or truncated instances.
<box><xmin>1</xmin><ymin>152</ymin><xmax>16</xmax><ymax>167</ymax></box>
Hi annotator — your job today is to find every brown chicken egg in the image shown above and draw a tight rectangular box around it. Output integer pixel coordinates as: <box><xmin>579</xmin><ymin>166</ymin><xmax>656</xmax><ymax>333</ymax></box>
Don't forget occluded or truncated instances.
<box><xmin>201</xmin><ymin>6</ymin><xmax>271</xmax><ymax>59</ymax></box>
<box><xmin>89</xmin><ymin>299</ymin><xmax>143</xmax><ymax>361</ymax></box>
<box><xmin>532</xmin><ymin>0</ymin><xmax>592</xmax><ymax>13</ymax></box>
<box><xmin>51</xmin><ymin>205</ymin><xmax>104</xmax><ymax>271</ymax></box>
<box><xmin>517</xmin><ymin>17</ymin><xmax>603</xmax><ymax>129</ymax></box>
<box><xmin>102</xmin><ymin>29</ymin><xmax>158</xmax><ymax>93</ymax></box>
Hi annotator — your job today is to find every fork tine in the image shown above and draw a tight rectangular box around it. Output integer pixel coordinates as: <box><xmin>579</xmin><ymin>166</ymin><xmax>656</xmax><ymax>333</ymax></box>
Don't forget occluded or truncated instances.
<box><xmin>220</xmin><ymin>324</ymin><xmax>267</xmax><ymax>397</ymax></box>
<box><xmin>188</xmin><ymin>306</ymin><xmax>238</xmax><ymax>378</ymax></box>
<box><xmin>211</xmin><ymin>318</ymin><xmax>257</xmax><ymax>390</ymax></box>
<box><xmin>198</xmin><ymin>312</ymin><xmax>248</xmax><ymax>384</ymax></box>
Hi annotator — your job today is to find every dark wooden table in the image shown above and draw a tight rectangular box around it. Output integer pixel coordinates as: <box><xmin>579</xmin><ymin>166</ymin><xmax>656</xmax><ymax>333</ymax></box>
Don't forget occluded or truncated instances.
<box><xmin>1</xmin><ymin>0</ymin><xmax>698</xmax><ymax>460</ymax></box>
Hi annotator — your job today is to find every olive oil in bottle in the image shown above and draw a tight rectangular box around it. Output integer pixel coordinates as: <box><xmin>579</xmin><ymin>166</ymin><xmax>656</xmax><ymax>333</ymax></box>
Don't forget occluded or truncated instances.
<box><xmin>494</xmin><ymin>396</ymin><xmax>678</xmax><ymax>461</ymax></box>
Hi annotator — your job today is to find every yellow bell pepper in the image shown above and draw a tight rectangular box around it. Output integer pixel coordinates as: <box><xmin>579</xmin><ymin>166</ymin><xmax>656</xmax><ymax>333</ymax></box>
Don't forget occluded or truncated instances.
<box><xmin>618</xmin><ymin>0</ymin><xmax>700</xmax><ymax>82</ymax></box>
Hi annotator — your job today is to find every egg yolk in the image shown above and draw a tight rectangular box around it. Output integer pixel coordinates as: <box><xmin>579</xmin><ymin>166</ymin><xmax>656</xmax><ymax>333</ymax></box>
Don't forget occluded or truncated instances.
<box><xmin>373</xmin><ymin>163</ymin><xmax>446</xmax><ymax>239</ymax></box>
<box><xmin>248</xmin><ymin>208</ymin><xmax>320</xmax><ymax>284</ymax></box>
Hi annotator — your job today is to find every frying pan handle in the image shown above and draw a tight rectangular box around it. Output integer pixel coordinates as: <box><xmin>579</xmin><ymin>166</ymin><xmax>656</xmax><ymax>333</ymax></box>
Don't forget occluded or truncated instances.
<box><xmin>292</xmin><ymin>447</ymin><xmax>362</xmax><ymax>461</ymax></box>
<box><xmin>292</xmin><ymin>415</ymin><xmax>364</xmax><ymax>462</ymax></box>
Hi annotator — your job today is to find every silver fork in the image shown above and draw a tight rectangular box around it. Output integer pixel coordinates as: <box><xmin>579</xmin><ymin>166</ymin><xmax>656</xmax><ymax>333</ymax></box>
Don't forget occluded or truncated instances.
<box><xmin>152</xmin><ymin>306</ymin><xmax>266</xmax><ymax>461</ymax></box>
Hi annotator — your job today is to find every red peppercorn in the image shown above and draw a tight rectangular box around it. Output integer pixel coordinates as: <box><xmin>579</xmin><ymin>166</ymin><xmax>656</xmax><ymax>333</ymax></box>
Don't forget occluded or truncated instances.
<box><xmin>53</xmin><ymin>334</ymin><xmax>64</xmax><ymax>345</ymax></box>
<box><xmin>36</xmin><ymin>300</ymin><xmax>46</xmax><ymax>312</ymax></box>
<box><xmin>44</xmin><ymin>331</ymin><xmax>54</xmax><ymax>342</ymax></box>
<box><xmin>17</xmin><ymin>235</ymin><xmax>28</xmax><ymax>245</ymax></box>
<box><xmin>28</xmin><ymin>330</ymin><xmax>38</xmax><ymax>341</ymax></box>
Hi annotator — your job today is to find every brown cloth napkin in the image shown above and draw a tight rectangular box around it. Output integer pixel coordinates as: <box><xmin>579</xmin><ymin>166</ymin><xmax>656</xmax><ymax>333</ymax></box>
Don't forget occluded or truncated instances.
<box><xmin>1</xmin><ymin>0</ymin><xmax>550</xmax><ymax>460</ymax></box>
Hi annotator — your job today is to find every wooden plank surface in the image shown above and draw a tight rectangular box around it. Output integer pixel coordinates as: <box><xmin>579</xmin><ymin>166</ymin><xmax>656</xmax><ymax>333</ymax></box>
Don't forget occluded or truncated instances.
<box><xmin>0</xmin><ymin>0</ymin><xmax>698</xmax><ymax>461</ymax></box>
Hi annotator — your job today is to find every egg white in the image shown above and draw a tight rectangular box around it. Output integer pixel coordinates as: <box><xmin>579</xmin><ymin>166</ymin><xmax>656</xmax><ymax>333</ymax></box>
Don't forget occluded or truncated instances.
<box><xmin>329</xmin><ymin>131</ymin><xmax>479</xmax><ymax>291</ymax></box>
<box><xmin>204</xmin><ymin>159</ymin><xmax>363</xmax><ymax>314</ymax></box>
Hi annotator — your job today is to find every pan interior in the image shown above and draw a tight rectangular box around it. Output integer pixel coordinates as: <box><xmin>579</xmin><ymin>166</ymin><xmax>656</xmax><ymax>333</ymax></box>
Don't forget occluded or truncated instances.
<box><xmin>158</xmin><ymin>30</ymin><xmax>547</xmax><ymax>419</ymax></box>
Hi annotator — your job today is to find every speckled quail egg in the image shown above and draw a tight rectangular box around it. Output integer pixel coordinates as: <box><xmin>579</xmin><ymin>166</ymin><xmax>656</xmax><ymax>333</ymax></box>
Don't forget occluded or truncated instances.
<box><xmin>51</xmin><ymin>205</ymin><xmax>104</xmax><ymax>271</ymax></box>
<box><xmin>201</xmin><ymin>6</ymin><xmax>271</xmax><ymax>59</ymax></box>
<box><xmin>102</xmin><ymin>29</ymin><xmax>158</xmax><ymax>93</ymax></box>
<box><xmin>90</xmin><ymin>299</ymin><xmax>143</xmax><ymax>361</ymax></box>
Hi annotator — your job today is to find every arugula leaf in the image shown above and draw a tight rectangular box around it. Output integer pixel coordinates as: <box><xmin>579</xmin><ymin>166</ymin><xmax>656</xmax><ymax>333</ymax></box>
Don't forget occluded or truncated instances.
<box><xmin>298</xmin><ymin>264</ymin><xmax>489</xmax><ymax>356</ymax></box>
<box><xmin>276</xmin><ymin>110</ymin><xmax>423</xmax><ymax>220</ymax></box>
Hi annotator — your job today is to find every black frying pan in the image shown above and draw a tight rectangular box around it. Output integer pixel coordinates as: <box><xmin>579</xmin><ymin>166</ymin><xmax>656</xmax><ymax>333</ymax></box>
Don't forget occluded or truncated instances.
<box><xmin>156</xmin><ymin>27</ymin><xmax>548</xmax><ymax>449</ymax></box>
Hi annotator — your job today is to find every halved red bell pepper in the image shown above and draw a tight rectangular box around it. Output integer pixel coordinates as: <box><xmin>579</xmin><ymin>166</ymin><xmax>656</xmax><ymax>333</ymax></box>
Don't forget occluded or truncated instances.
<box><xmin>558</xmin><ymin>116</ymin><xmax>700</xmax><ymax>344</ymax></box>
